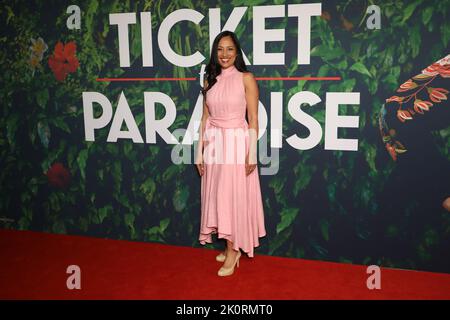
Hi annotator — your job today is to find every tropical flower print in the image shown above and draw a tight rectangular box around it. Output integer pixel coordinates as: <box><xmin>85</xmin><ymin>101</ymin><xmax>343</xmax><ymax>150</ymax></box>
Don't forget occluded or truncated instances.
<box><xmin>48</xmin><ymin>41</ymin><xmax>79</xmax><ymax>82</ymax></box>
<box><xmin>28</xmin><ymin>37</ymin><xmax>48</xmax><ymax>74</ymax></box>
<box><xmin>421</xmin><ymin>55</ymin><xmax>450</xmax><ymax>78</ymax></box>
<box><xmin>46</xmin><ymin>162</ymin><xmax>71</xmax><ymax>189</ymax></box>
<box><xmin>30</xmin><ymin>37</ymin><xmax>48</xmax><ymax>59</ymax></box>
<box><xmin>379</xmin><ymin>54</ymin><xmax>449</xmax><ymax>161</ymax></box>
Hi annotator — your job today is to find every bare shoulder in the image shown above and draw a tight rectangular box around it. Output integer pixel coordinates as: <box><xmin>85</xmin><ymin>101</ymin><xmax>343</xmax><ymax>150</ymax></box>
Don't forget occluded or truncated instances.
<box><xmin>242</xmin><ymin>71</ymin><xmax>258</xmax><ymax>91</ymax></box>
<box><xmin>242</xmin><ymin>71</ymin><xmax>256</xmax><ymax>82</ymax></box>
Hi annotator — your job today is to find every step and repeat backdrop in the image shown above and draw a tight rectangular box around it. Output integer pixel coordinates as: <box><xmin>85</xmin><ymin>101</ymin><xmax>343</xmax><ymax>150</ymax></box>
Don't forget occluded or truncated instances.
<box><xmin>1</xmin><ymin>0</ymin><xmax>449</xmax><ymax>273</ymax></box>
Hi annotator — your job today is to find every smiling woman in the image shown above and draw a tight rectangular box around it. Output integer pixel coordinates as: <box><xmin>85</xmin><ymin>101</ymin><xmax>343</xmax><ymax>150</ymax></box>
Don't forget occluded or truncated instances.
<box><xmin>196</xmin><ymin>31</ymin><xmax>266</xmax><ymax>277</ymax></box>
<box><xmin>217</xmin><ymin>37</ymin><xmax>236</xmax><ymax>67</ymax></box>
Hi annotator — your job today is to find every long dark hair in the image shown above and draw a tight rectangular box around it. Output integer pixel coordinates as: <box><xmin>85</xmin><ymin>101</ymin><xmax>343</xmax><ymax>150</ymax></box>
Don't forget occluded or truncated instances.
<box><xmin>201</xmin><ymin>31</ymin><xmax>248</xmax><ymax>97</ymax></box>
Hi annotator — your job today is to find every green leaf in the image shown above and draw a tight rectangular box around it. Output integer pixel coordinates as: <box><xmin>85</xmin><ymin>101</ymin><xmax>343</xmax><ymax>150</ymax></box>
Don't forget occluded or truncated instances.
<box><xmin>363</xmin><ymin>142</ymin><xmax>377</xmax><ymax>173</ymax></box>
<box><xmin>311</xmin><ymin>240</ymin><xmax>328</xmax><ymax>257</ymax></box>
<box><xmin>293</xmin><ymin>164</ymin><xmax>315</xmax><ymax>196</ymax></box>
<box><xmin>159</xmin><ymin>218</ymin><xmax>170</xmax><ymax>234</ymax></box>
<box><xmin>342</xmin><ymin>78</ymin><xmax>356</xmax><ymax>91</ymax></box>
<box><xmin>269</xmin><ymin>227</ymin><xmax>292</xmax><ymax>255</ymax></box>
<box><xmin>6</xmin><ymin>113</ymin><xmax>19</xmax><ymax>148</ymax></box>
<box><xmin>146</xmin><ymin>226</ymin><xmax>160</xmax><ymax>236</ymax></box>
<box><xmin>334</xmin><ymin>59</ymin><xmax>348</xmax><ymax>70</ymax></box>
<box><xmin>276</xmin><ymin>208</ymin><xmax>299</xmax><ymax>234</ymax></box>
<box><xmin>95</xmin><ymin>205</ymin><xmax>112</xmax><ymax>224</ymax></box>
<box><xmin>136</xmin><ymin>113</ymin><xmax>145</xmax><ymax>126</ymax></box>
<box><xmin>307</xmin><ymin>81</ymin><xmax>322</xmax><ymax>94</ymax></box>
<box><xmin>320</xmin><ymin>219</ymin><xmax>330</xmax><ymax>241</ymax></box>
<box><xmin>410</xmin><ymin>25</ymin><xmax>421</xmax><ymax>58</ymax></box>
<box><xmin>163</xmin><ymin>165</ymin><xmax>179</xmax><ymax>182</ymax></box>
<box><xmin>52</xmin><ymin>117</ymin><xmax>71</xmax><ymax>133</ymax></box>
<box><xmin>124</xmin><ymin>213</ymin><xmax>135</xmax><ymax>235</ymax></box>
<box><xmin>140</xmin><ymin>177</ymin><xmax>156</xmax><ymax>204</ymax></box>
<box><xmin>268</xmin><ymin>176</ymin><xmax>286</xmax><ymax>194</ymax></box>
<box><xmin>441</xmin><ymin>22</ymin><xmax>450</xmax><ymax>47</ymax></box>
<box><xmin>401</xmin><ymin>1</ymin><xmax>421</xmax><ymax>23</ymax></box>
<box><xmin>421</xmin><ymin>7</ymin><xmax>433</xmax><ymax>25</ymax></box>
<box><xmin>295</xmin><ymin>73</ymin><xmax>310</xmax><ymax>92</ymax></box>
<box><xmin>77</xmin><ymin>149</ymin><xmax>88</xmax><ymax>180</ymax></box>
<box><xmin>117</xmin><ymin>193</ymin><xmax>132</xmax><ymax>210</ymax></box>
<box><xmin>317</xmin><ymin>64</ymin><xmax>330</xmax><ymax>77</ymax></box>
<box><xmin>310</xmin><ymin>45</ymin><xmax>345</xmax><ymax>61</ymax></box>
<box><xmin>37</xmin><ymin>121</ymin><xmax>50</xmax><ymax>148</ymax></box>
<box><xmin>368</xmin><ymin>79</ymin><xmax>378</xmax><ymax>94</ymax></box>
<box><xmin>36</xmin><ymin>89</ymin><xmax>49</xmax><ymax>108</ymax></box>
<box><xmin>327</xmin><ymin>183</ymin><xmax>336</xmax><ymax>204</ymax></box>
<box><xmin>349</xmin><ymin>42</ymin><xmax>362</xmax><ymax>61</ymax></box>
<box><xmin>173</xmin><ymin>185</ymin><xmax>189</xmax><ymax>212</ymax></box>
<box><xmin>78</xmin><ymin>217</ymin><xmax>89</xmax><ymax>232</ymax></box>
<box><xmin>112</xmin><ymin>161</ymin><xmax>122</xmax><ymax>193</ymax></box>
<box><xmin>350</xmin><ymin>62</ymin><xmax>372</xmax><ymax>78</ymax></box>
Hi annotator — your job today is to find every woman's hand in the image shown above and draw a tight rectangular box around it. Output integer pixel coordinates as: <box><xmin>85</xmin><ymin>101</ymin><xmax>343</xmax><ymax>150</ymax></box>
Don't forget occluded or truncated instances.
<box><xmin>196</xmin><ymin>159</ymin><xmax>205</xmax><ymax>176</ymax></box>
<box><xmin>245</xmin><ymin>153</ymin><xmax>256</xmax><ymax>176</ymax></box>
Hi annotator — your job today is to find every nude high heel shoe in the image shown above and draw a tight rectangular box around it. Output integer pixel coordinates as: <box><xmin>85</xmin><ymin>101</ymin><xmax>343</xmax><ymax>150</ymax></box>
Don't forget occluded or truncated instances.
<box><xmin>216</xmin><ymin>252</ymin><xmax>226</xmax><ymax>262</ymax></box>
<box><xmin>218</xmin><ymin>251</ymin><xmax>241</xmax><ymax>277</ymax></box>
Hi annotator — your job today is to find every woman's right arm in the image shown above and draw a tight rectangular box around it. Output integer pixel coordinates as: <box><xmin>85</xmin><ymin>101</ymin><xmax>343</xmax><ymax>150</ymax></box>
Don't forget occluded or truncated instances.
<box><xmin>195</xmin><ymin>79</ymin><xmax>210</xmax><ymax>176</ymax></box>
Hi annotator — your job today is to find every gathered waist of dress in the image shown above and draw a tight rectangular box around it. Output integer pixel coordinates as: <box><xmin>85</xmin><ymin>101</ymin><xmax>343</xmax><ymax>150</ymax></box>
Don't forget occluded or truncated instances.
<box><xmin>206</xmin><ymin>112</ymin><xmax>247</xmax><ymax>128</ymax></box>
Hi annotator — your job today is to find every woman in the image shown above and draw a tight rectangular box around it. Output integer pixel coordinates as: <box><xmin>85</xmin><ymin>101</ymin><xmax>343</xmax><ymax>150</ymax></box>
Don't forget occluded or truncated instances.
<box><xmin>195</xmin><ymin>31</ymin><xmax>266</xmax><ymax>277</ymax></box>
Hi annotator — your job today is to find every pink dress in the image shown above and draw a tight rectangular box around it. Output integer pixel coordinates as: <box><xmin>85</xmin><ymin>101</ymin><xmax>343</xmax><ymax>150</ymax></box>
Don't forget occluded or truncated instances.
<box><xmin>199</xmin><ymin>64</ymin><xmax>266</xmax><ymax>258</ymax></box>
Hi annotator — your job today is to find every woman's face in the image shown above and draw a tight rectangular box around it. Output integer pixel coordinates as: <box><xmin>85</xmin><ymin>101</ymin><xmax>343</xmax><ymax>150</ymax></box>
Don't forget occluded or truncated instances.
<box><xmin>217</xmin><ymin>36</ymin><xmax>237</xmax><ymax>69</ymax></box>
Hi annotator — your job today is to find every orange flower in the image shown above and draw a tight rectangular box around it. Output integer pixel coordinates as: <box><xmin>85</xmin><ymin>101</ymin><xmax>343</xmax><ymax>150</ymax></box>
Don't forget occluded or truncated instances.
<box><xmin>396</xmin><ymin>109</ymin><xmax>412</xmax><ymax>122</ymax></box>
<box><xmin>385</xmin><ymin>143</ymin><xmax>397</xmax><ymax>161</ymax></box>
<box><xmin>413</xmin><ymin>99</ymin><xmax>432</xmax><ymax>114</ymax></box>
<box><xmin>48</xmin><ymin>41</ymin><xmax>79</xmax><ymax>82</ymax></box>
<box><xmin>428</xmin><ymin>87</ymin><xmax>448</xmax><ymax>103</ymax></box>
<box><xmin>421</xmin><ymin>55</ymin><xmax>450</xmax><ymax>78</ymax></box>
<box><xmin>386</xmin><ymin>96</ymin><xmax>404</xmax><ymax>103</ymax></box>
<box><xmin>397</xmin><ymin>79</ymin><xmax>417</xmax><ymax>92</ymax></box>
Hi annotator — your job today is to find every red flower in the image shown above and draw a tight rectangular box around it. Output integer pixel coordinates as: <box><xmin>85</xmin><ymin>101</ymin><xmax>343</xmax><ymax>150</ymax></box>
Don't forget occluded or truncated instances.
<box><xmin>422</xmin><ymin>63</ymin><xmax>450</xmax><ymax>78</ymax></box>
<box><xmin>46</xmin><ymin>162</ymin><xmax>71</xmax><ymax>189</ymax></box>
<box><xmin>386</xmin><ymin>96</ymin><xmax>404</xmax><ymax>103</ymax></box>
<box><xmin>385</xmin><ymin>143</ymin><xmax>397</xmax><ymax>161</ymax></box>
<box><xmin>397</xmin><ymin>79</ymin><xmax>417</xmax><ymax>92</ymax></box>
<box><xmin>428</xmin><ymin>87</ymin><xmax>448</xmax><ymax>103</ymax></box>
<box><xmin>396</xmin><ymin>109</ymin><xmax>412</xmax><ymax>123</ymax></box>
<box><xmin>421</xmin><ymin>55</ymin><xmax>450</xmax><ymax>78</ymax></box>
<box><xmin>413</xmin><ymin>99</ymin><xmax>433</xmax><ymax>114</ymax></box>
<box><xmin>439</xmin><ymin>65</ymin><xmax>450</xmax><ymax>78</ymax></box>
<box><xmin>48</xmin><ymin>41</ymin><xmax>79</xmax><ymax>82</ymax></box>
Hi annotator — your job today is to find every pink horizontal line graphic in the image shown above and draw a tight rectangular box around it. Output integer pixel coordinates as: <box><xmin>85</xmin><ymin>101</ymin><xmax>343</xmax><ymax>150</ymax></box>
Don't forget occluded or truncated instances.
<box><xmin>96</xmin><ymin>76</ymin><xmax>341</xmax><ymax>82</ymax></box>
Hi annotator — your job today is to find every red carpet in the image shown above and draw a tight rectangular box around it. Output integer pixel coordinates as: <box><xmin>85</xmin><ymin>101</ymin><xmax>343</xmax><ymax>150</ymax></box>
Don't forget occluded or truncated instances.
<box><xmin>0</xmin><ymin>229</ymin><xmax>449</xmax><ymax>300</ymax></box>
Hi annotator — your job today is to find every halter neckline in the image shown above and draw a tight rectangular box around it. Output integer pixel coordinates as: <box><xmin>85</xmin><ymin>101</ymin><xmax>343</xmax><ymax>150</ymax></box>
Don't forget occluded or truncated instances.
<box><xmin>220</xmin><ymin>64</ymin><xmax>237</xmax><ymax>77</ymax></box>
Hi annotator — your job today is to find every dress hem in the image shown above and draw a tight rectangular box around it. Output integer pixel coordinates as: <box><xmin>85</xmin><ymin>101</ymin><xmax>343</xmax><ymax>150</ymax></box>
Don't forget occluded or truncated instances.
<box><xmin>199</xmin><ymin>227</ymin><xmax>266</xmax><ymax>258</ymax></box>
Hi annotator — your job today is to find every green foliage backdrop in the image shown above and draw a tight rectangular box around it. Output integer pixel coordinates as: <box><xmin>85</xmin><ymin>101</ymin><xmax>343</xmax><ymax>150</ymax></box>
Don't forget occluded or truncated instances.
<box><xmin>0</xmin><ymin>0</ymin><xmax>449</xmax><ymax>273</ymax></box>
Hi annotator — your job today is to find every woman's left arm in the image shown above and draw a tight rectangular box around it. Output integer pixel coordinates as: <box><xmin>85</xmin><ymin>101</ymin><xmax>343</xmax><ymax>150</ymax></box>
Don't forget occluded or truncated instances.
<box><xmin>244</xmin><ymin>72</ymin><xmax>259</xmax><ymax>175</ymax></box>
